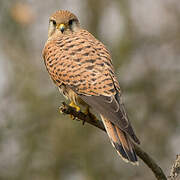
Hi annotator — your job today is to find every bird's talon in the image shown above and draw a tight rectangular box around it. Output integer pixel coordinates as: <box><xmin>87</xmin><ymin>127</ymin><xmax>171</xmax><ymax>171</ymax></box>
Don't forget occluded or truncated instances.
<box><xmin>69</xmin><ymin>101</ymin><xmax>81</xmax><ymax>112</ymax></box>
<box><xmin>70</xmin><ymin>114</ymin><xmax>76</xmax><ymax>120</ymax></box>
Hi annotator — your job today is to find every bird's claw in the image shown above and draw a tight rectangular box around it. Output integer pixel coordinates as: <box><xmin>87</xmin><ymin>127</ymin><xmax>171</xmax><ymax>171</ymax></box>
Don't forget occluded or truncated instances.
<box><xmin>69</xmin><ymin>101</ymin><xmax>81</xmax><ymax>112</ymax></box>
<box><xmin>70</xmin><ymin>114</ymin><xmax>76</xmax><ymax>120</ymax></box>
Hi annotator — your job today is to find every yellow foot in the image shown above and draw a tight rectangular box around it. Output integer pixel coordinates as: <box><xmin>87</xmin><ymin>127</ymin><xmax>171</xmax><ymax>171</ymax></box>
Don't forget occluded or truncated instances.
<box><xmin>68</xmin><ymin>101</ymin><xmax>81</xmax><ymax>120</ymax></box>
<box><xmin>69</xmin><ymin>101</ymin><xmax>81</xmax><ymax>112</ymax></box>
<box><xmin>70</xmin><ymin>114</ymin><xmax>76</xmax><ymax>120</ymax></box>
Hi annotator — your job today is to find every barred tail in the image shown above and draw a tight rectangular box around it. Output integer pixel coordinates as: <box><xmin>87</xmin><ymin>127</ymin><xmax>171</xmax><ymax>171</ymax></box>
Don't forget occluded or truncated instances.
<box><xmin>101</xmin><ymin>115</ymin><xmax>138</xmax><ymax>165</ymax></box>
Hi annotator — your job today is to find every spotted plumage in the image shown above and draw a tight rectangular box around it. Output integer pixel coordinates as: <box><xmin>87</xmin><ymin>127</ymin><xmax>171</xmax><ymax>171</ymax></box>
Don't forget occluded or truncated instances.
<box><xmin>43</xmin><ymin>10</ymin><xmax>140</xmax><ymax>164</ymax></box>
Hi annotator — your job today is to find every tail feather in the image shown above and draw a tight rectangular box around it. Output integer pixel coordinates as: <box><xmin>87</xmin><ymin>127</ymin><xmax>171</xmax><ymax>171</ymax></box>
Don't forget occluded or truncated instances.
<box><xmin>115</xmin><ymin>126</ymin><xmax>138</xmax><ymax>163</ymax></box>
<box><xmin>101</xmin><ymin>115</ymin><xmax>138</xmax><ymax>165</ymax></box>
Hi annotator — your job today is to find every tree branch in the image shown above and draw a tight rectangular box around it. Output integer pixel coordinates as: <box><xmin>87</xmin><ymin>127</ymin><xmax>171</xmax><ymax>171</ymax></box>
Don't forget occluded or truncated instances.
<box><xmin>59</xmin><ymin>102</ymin><xmax>167</xmax><ymax>180</ymax></box>
<box><xmin>168</xmin><ymin>155</ymin><xmax>180</xmax><ymax>180</ymax></box>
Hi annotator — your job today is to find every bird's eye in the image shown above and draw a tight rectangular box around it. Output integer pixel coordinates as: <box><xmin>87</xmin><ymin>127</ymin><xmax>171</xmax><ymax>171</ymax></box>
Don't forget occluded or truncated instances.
<box><xmin>68</xmin><ymin>19</ymin><xmax>74</xmax><ymax>26</ymax></box>
<box><xmin>51</xmin><ymin>20</ymin><xmax>56</xmax><ymax>26</ymax></box>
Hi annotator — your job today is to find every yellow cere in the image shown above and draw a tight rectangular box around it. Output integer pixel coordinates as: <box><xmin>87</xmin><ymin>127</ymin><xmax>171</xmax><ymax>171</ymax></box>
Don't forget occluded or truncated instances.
<box><xmin>57</xmin><ymin>23</ymin><xmax>66</xmax><ymax>31</ymax></box>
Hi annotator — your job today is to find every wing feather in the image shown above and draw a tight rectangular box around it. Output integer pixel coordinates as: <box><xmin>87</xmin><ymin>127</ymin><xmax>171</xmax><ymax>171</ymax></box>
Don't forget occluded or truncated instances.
<box><xmin>79</xmin><ymin>92</ymin><xmax>140</xmax><ymax>144</ymax></box>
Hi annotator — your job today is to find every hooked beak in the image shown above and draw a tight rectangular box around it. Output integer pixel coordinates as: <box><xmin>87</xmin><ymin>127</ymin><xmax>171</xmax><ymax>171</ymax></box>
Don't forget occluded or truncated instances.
<box><xmin>57</xmin><ymin>23</ymin><xmax>66</xmax><ymax>33</ymax></box>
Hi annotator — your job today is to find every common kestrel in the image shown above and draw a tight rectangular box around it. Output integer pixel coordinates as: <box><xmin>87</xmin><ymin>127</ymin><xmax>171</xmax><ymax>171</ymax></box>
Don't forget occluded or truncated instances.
<box><xmin>43</xmin><ymin>10</ymin><xmax>140</xmax><ymax>164</ymax></box>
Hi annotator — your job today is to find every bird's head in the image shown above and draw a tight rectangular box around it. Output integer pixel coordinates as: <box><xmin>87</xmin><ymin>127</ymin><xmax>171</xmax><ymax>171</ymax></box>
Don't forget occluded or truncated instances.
<box><xmin>48</xmin><ymin>10</ymin><xmax>80</xmax><ymax>37</ymax></box>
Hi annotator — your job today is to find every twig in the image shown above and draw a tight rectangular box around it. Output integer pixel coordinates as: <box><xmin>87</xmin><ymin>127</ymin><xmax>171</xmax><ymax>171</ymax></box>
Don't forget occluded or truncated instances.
<box><xmin>134</xmin><ymin>145</ymin><xmax>167</xmax><ymax>180</ymax></box>
<box><xmin>168</xmin><ymin>154</ymin><xmax>180</xmax><ymax>180</ymax></box>
<box><xmin>59</xmin><ymin>102</ymin><xmax>167</xmax><ymax>180</ymax></box>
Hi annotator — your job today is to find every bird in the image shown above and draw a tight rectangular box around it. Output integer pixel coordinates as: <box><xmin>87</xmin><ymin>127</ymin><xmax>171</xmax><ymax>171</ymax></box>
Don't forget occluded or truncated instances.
<box><xmin>42</xmin><ymin>10</ymin><xmax>140</xmax><ymax>165</ymax></box>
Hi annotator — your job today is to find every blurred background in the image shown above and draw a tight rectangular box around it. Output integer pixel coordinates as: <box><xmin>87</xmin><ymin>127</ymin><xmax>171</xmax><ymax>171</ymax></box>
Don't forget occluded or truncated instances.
<box><xmin>0</xmin><ymin>0</ymin><xmax>180</xmax><ymax>179</ymax></box>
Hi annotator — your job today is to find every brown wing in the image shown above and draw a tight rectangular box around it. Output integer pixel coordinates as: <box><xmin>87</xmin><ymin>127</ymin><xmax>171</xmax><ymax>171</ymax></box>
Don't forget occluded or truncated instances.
<box><xmin>79</xmin><ymin>91</ymin><xmax>140</xmax><ymax>144</ymax></box>
<box><xmin>43</xmin><ymin>29</ymin><xmax>139</xmax><ymax>144</ymax></box>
